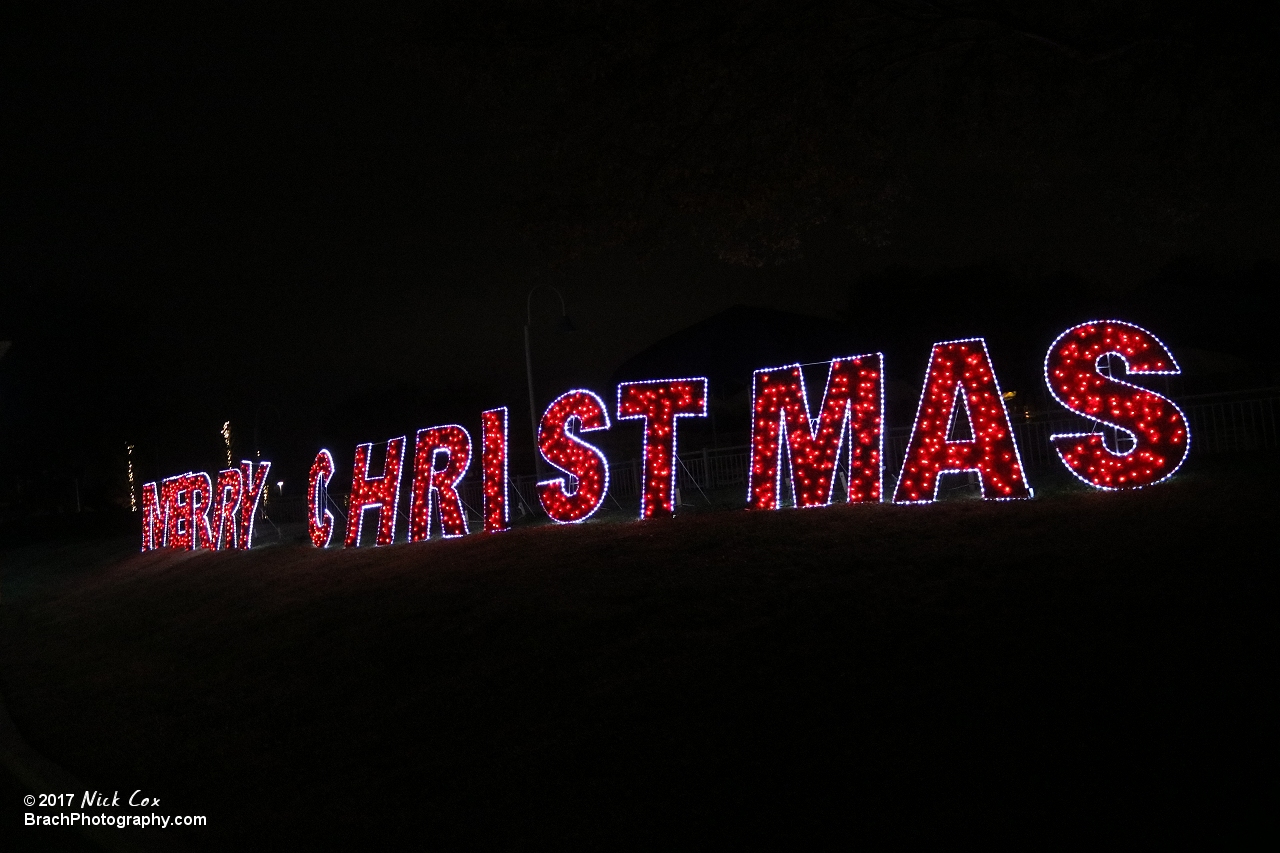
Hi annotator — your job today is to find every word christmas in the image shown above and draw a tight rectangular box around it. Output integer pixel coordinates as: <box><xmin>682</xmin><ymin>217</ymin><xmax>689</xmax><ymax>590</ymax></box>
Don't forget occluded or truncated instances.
<box><xmin>140</xmin><ymin>319</ymin><xmax>1189</xmax><ymax>553</ymax></box>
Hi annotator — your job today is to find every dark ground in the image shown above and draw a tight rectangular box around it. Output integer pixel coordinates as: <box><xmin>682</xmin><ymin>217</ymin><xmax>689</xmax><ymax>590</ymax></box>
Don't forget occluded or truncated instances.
<box><xmin>0</xmin><ymin>456</ymin><xmax>1273</xmax><ymax>850</ymax></box>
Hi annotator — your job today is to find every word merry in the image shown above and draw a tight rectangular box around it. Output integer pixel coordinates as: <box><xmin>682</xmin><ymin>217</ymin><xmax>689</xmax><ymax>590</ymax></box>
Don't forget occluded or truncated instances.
<box><xmin>140</xmin><ymin>461</ymin><xmax>271</xmax><ymax>551</ymax></box>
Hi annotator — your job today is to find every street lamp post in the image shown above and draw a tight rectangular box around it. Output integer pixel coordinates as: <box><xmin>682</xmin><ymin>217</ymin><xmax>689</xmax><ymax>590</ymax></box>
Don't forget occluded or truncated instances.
<box><xmin>524</xmin><ymin>285</ymin><xmax>574</xmax><ymax>478</ymax></box>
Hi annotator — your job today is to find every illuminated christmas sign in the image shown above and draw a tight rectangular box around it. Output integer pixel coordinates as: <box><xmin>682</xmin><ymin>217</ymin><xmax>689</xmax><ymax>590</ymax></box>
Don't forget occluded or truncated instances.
<box><xmin>139</xmin><ymin>320</ymin><xmax>1191</xmax><ymax>552</ymax></box>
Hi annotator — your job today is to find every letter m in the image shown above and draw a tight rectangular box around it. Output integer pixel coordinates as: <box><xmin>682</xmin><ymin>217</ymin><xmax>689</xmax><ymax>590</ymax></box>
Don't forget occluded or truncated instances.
<box><xmin>747</xmin><ymin>354</ymin><xmax>884</xmax><ymax>510</ymax></box>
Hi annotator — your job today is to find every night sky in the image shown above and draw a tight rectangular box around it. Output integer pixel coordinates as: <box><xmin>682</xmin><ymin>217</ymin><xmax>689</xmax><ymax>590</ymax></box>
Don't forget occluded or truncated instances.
<box><xmin>2</xmin><ymin>2</ymin><xmax>1276</xmax><ymax>511</ymax></box>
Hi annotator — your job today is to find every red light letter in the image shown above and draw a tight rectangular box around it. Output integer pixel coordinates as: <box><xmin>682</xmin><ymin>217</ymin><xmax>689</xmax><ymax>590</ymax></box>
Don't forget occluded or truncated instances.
<box><xmin>190</xmin><ymin>472</ymin><xmax>215</xmax><ymax>550</ymax></box>
<box><xmin>162</xmin><ymin>473</ymin><xmax>196</xmax><ymax>550</ymax></box>
<box><xmin>748</xmin><ymin>355</ymin><xmax>884</xmax><ymax>510</ymax></box>
<box><xmin>617</xmin><ymin>378</ymin><xmax>708</xmax><ymax>518</ymax></box>
<box><xmin>537</xmin><ymin>390</ymin><xmax>611</xmax><ymax>523</ymax></box>
<box><xmin>893</xmin><ymin>339</ymin><xmax>1031</xmax><ymax>504</ymax></box>
<box><xmin>211</xmin><ymin>467</ymin><xmax>244</xmax><ymax>550</ymax></box>
<box><xmin>409</xmin><ymin>426</ymin><xmax>472</xmax><ymax>541</ymax></box>
<box><xmin>239</xmin><ymin>460</ymin><xmax>271</xmax><ymax>549</ymax></box>
<box><xmin>140</xmin><ymin>481</ymin><xmax>164</xmax><ymax>551</ymax></box>
<box><xmin>344</xmin><ymin>438</ymin><xmax>405</xmax><ymax>547</ymax></box>
<box><xmin>307</xmin><ymin>449</ymin><xmax>335</xmax><ymax>548</ymax></box>
<box><xmin>1045</xmin><ymin>320</ymin><xmax>1190</xmax><ymax>489</ymax></box>
<box><xmin>481</xmin><ymin>407</ymin><xmax>510</xmax><ymax>534</ymax></box>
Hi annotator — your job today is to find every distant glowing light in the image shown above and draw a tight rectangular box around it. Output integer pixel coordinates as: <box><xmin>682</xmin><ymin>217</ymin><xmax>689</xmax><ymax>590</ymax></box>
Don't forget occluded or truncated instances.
<box><xmin>221</xmin><ymin>421</ymin><xmax>234</xmax><ymax>469</ymax></box>
<box><xmin>126</xmin><ymin>444</ymin><xmax>138</xmax><ymax>512</ymax></box>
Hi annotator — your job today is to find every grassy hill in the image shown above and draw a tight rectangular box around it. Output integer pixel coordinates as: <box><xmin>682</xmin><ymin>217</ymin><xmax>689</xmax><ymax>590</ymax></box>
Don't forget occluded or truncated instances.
<box><xmin>1</xmin><ymin>459</ymin><xmax>1273</xmax><ymax>850</ymax></box>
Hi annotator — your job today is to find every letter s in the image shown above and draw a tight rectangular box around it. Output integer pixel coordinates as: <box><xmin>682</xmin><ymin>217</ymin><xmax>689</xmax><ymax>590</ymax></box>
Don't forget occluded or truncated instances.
<box><xmin>537</xmin><ymin>390</ymin><xmax>611</xmax><ymax>523</ymax></box>
<box><xmin>1045</xmin><ymin>320</ymin><xmax>1190</xmax><ymax>490</ymax></box>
